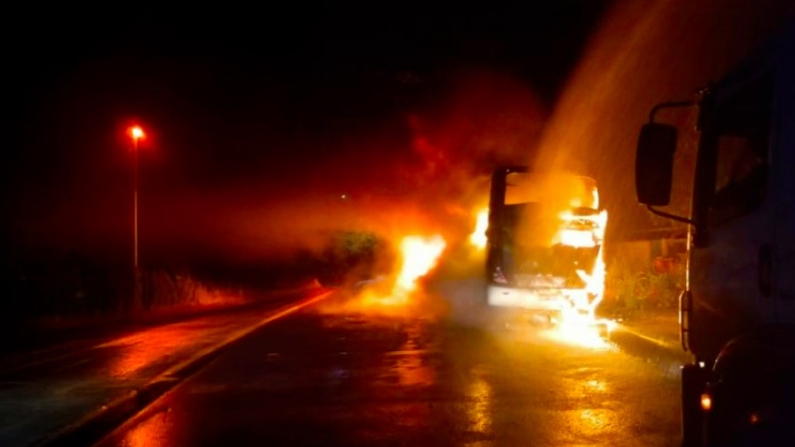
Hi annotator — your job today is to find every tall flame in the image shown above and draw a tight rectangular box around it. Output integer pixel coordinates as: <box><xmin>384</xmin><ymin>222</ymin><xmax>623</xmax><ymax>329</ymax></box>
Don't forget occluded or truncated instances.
<box><xmin>470</xmin><ymin>208</ymin><xmax>489</xmax><ymax>249</ymax></box>
<box><xmin>394</xmin><ymin>235</ymin><xmax>447</xmax><ymax>295</ymax></box>
<box><xmin>573</xmin><ymin>209</ymin><xmax>608</xmax><ymax>313</ymax></box>
<box><xmin>546</xmin><ymin>210</ymin><xmax>614</xmax><ymax>349</ymax></box>
<box><xmin>353</xmin><ymin>234</ymin><xmax>447</xmax><ymax>309</ymax></box>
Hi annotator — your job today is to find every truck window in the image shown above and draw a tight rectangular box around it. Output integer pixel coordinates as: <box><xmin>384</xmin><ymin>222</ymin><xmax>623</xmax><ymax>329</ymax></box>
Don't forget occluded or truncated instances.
<box><xmin>707</xmin><ymin>71</ymin><xmax>773</xmax><ymax>228</ymax></box>
<box><xmin>504</xmin><ymin>173</ymin><xmax>597</xmax><ymax>208</ymax></box>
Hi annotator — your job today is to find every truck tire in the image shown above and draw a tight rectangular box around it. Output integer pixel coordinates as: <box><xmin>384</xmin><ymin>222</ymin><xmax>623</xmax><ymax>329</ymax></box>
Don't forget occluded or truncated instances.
<box><xmin>681</xmin><ymin>362</ymin><xmax>706</xmax><ymax>447</ymax></box>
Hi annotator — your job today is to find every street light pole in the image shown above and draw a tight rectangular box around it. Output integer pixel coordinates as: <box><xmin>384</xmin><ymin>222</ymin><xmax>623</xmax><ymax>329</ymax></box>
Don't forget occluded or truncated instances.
<box><xmin>130</xmin><ymin>125</ymin><xmax>144</xmax><ymax>307</ymax></box>
<box><xmin>130</xmin><ymin>126</ymin><xmax>144</xmax><ymax>270</ymax></box>
<box><xmin>133</xmin><ymin>135</ymin><xmax>139</xmax><ymax>270</ymax></box>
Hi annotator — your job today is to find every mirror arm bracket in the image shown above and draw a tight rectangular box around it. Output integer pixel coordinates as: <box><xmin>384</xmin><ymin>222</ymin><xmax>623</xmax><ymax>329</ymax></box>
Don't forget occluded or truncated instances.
<box><xmin>649</xmin><ymin>101</ymin><xmax>696</xmax><ymax>123</ymax></box>
<box><xmin>647</xmin><ymin>205</ymin><xmax>695</xmax><ymax>226</ymax></box>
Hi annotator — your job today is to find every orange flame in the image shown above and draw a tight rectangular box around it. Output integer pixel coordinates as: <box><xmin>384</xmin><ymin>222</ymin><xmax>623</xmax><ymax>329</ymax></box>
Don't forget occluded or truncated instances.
<box><xmin>578</xmin><ymin>210</ymin><xmax>608</xmax><ymax>311</ymax></box>
<box><xmin>394</xmin><ymin>235</ymin><xmax>447</xmax><ymax>296</ymax></box>
<box><xmin>469</xmin><ymin>208</ymin><xmax>489</xmax><ymax>249</ymax></box>
<box><xmin>555</xmin><ymin>228</ymin><xmax>597</xmax><ymax>248</ymax></box>
<box><xmin>545</xmin><ymin>210</ymin><xmax>615</xmax><ymax>349</ymax></box>
<box><xmin>552</xmin><ymin>209</ymin><xmax>607</xmax><ymax>248</ymax></box>
<box><xmin>360</xmin><ymin>234</ymin><xmax>447</xmax><ymax>308</ymax></box>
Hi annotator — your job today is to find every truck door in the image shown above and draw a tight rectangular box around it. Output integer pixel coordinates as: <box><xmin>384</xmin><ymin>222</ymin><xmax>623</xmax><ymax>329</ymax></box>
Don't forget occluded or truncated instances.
<box><xmin>689</xmin><ymin>66</ymin><xmax>775</xmax><ymax>362</ymax></box>
<box><xmin>771</xmin><ymin>23</ymin><xmax>795</xmax><ymax>321</ymax></box>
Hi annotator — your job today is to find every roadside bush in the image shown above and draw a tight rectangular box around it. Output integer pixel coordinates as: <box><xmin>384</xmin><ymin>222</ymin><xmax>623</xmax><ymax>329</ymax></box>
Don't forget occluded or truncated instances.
<box><xmin>138</xmin><ymin>270</ymin><xmax>247</xmax><ymax>312</ymax></box>
<box><xmin>313</xmin><ymin>230</ymin><xmax>393</xmax><ymax>286</ymax></box>
<box><xmin>0</xmin><ymin>252</ymin><xmax>248</xmax><ymax>324</ymax></box>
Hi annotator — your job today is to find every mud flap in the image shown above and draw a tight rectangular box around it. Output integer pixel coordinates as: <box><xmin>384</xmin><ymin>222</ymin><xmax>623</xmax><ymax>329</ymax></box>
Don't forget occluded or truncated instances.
<box><xmin>682</xmin><ymin>363</ymin><xmax>707</xmax><ymax>447</ymax></box>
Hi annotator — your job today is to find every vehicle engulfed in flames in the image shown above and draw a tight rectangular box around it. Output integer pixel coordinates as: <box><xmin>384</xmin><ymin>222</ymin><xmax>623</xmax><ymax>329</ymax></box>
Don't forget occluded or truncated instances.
<box><xmin>484</xmin><ymin>166</ymin><xmax>607</xmax><ymax>325</ymax></box>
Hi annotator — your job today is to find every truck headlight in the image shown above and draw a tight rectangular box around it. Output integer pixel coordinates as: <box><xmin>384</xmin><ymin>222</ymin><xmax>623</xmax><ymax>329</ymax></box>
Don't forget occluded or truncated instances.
<box><xmin>701</xmin><ymin>393</ymin><xmax>713</xmax><ymax>412</ymax></box>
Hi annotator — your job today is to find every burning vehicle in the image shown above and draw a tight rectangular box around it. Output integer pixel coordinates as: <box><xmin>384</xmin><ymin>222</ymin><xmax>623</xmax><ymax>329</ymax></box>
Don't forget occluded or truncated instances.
<box><xmin>484</xmin><ymin>166</ymin><xmax>607</xmax><ymax>325</ymax></box>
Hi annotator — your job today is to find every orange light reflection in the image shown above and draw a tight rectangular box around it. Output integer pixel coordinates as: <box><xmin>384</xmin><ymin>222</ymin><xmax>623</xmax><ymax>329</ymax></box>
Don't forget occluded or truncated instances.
<box><xmin>97</xmin><ymin>325</ymin><xmax>194</xmax><ymax>379</ymax></box>
<box><xmin>554</xmin><ymin>375</ymin><xmax>618</xmax><ymax>442</ymax></box>
<box><xmin>124</xmin><ymin>407</ymin><xmax>173</xmax><ymax>447</ymax></box>
<box><xmin>466</xmin><ymin>370</ymin><xmax>493</xmax><ymax>435</ymax></box>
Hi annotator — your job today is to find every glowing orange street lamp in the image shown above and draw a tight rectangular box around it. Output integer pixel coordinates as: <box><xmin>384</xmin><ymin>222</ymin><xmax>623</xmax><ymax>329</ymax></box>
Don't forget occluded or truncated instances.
<box><xmin>131</xmin><ymin>126</ymin><xmax>144</xmax><ymax>141</ymax></box>
<box><xmin>129</xmin><ymin>126</ymin><xmax>145</xmax><ymax>270</ymax></box>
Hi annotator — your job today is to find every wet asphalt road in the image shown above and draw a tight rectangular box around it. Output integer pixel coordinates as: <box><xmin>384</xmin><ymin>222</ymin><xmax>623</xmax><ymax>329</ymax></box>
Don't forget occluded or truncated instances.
<box><xmin>95</xmin><ymin>292</ymin><xmax>682</xmax><ymax>447</ymax></box>
<box><xmin>0</xmin><ymin>289</ymin><xmax>324</xmax><ymax>447</ymax></box>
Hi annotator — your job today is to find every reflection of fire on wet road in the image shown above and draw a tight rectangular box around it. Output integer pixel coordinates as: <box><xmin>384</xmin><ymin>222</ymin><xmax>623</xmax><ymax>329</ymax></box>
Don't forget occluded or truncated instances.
<box><xmin>94</xmin><ymin>308</ymin><xmax>264</xmax><ymax>379</ymax></box>
<box><xmin>96</xmin><ymin>326</ymin><xmax>196</xmax><ymax>378</ymax></box>
<box><xmin>543</xmin><ymin>310</ymin><xmax>616</xmax><ymax>350</ymax></box>
<box><xmin>465</xmin><ymin>368</ymin><xmax>493</xmax><ymax>435</ymax></box>
<box><xmin>389</xmin><ymin>322</ymin><xmax>436</xmax><ymax>387</ymax></box>
<box><xmin>124</xmin><ymin>407</ymin><xmax>173</xmax><ymax>447</ymax></box>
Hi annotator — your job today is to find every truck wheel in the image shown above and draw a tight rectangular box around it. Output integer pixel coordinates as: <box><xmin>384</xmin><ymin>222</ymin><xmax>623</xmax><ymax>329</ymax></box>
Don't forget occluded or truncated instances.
<box><xmin>681</xmin><ymin>363</ymin><xmax>706</xmax><ymax>447</ymax></box>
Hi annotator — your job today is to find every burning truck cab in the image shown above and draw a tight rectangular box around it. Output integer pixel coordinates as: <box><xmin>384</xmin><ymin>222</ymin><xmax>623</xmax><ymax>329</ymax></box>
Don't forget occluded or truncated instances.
<box><xmin>485</xmin><ymin>167</ymin><xmax>607</xmax><ymax>323</ymax></box>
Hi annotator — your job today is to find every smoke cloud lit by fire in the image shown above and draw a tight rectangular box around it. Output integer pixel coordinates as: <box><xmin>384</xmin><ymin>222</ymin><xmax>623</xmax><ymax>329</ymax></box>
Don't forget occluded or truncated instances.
<box><xmin>151</xmin><ymin>68</ymin><xmax>549</xmax><ymax>267</ymax></box>
<box><xmin>8</xmin><ymin>0</ymin><xmax>792</xmax><ymax>293</ymax></box>
<box><xmin>3</xmin><ymin>66</ymin><xmax>547</xmax><ymax>274</ymax></box>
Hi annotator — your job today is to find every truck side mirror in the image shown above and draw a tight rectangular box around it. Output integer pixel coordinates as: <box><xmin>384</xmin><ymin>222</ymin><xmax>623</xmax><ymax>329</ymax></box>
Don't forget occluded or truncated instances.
<box><xmin>636</xmin><ymin>122</ymin><xmax>677</xmax><ymax>206</ymax></box>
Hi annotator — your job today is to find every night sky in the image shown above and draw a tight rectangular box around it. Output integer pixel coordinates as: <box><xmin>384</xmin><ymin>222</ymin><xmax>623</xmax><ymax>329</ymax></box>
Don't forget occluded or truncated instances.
<box><xmin>6</xmin><ymin>1</ymin><xmax>792</xmax><ymax>273</ymax></box>
<box><xmin>2</xmin><ymin>2</ymin><xmax>610</xmax><ymax>266</ymax></box>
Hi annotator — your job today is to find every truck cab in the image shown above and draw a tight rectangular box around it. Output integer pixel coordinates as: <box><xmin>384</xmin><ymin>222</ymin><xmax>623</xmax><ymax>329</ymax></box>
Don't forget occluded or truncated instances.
<box><xmin>635</xmin><ymin>21</ymin><xmax>795</xmax><ymax>447</ymax></box>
